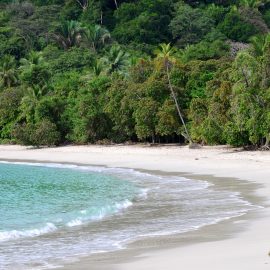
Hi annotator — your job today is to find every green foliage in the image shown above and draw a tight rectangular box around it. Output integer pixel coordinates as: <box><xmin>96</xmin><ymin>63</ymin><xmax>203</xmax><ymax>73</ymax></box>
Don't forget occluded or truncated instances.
<box><xmin>0</xmin><ymin>55</ymin><xmax>18</xmax><ymax>88</ymax></box>
<box><xmin>102</xmin><ymin>45</ymin><xmax>130</xmax><ymax>74</ymax></box>
<box><xmin>0</xmin><ymin>87</ymin><xmax>23</xmax><ymax>139</ymax></box>
<box><xmin>60</xmin><ymin>0</ymin><xmax>82</xmax><ymax>21</ymax></box>
<box><xmin>53</xmin><ymin>20</ymin><xmax>83</xmax><ymax>50</ymax></box>
<box><xmin>113</xmin><ymin>0</ymin><xmax>172</xmax><ymax>45</ymax></box>
<box><xmin>218</xmin><ymin>10</ymin><xmax>259</xmax><ymax>42</ymax></box>
<box><xmin>0</xmin><ymin>0</ymin><xmax>269</xmax><ymax>147</ymax></box>
<box><xmin>46</xmin><ymin>47</ymin><xmax>94</xmax><ymax>73</ymax></box>
<box><xmin>83</xmin><ymin>24</ymin><xmax>111</xmax><ymax>53</ymax></box>
<box><xmin>12</xmin><ymin>119</ymin><xmax>60</xmax><ymax>146</ymax></box>
<box><xmin>263</xmin><ymin>9</ymin><xmax>270</xmax><ymax>27</ymax></box>
<box><xmin>134</xmin><ymin>97</ymin><xmax>159</xmax><ymax>140</ymax></box>
<box><xmin>181</xmin><ymin>40</ymin><xmax>229</xmax><ymax>62</ymax></box>
<box><xmin>170</xmin><ymin>2</ymin><xmax>214</xmax><ymax>47</ymax></box>
<box><xmin>66</xmin><ymin>76</ymin><xmax>111</xmax><ymax>143</ymax></box>
<box><xmin>156</xmin><ymin>99</ymin><xmax>181</xmax><ymax>136</ymax></box>
<box><xmin>19</xmin><ymin>51</ymin><xmax>51</xmax><ymax>87</ymax></box>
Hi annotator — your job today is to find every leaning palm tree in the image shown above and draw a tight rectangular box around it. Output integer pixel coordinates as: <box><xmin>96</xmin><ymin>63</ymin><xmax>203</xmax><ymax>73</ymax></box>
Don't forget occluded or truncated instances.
<box><xmin>53</xmin><ymin>20</ymin><xmax>83</xmax><ymax>50</ymax></box>
<box><xmin>154</xmin><ymin>43</ymin><xmax>192</xmax><ymax>144</ymax></box>
<box><xmin>102</xmin><ymin>45</ymin><xmax>130</xmax><ymax>74</ymax></box>
<box><xmin>83</xmin><ymin>24</ymin><xmax>111</xmax><ymax>53</ymax></box>
<box><xmin>0</xmin><ymin>55</ymin><xmax>18</xmax><ymax>88</ymax></box>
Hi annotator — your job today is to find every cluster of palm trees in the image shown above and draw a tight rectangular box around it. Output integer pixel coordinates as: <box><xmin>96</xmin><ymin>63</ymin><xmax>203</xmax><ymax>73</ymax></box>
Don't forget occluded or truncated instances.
<box><xmin>52</xmin><ymin>20</ymin><xmax>111</xmax><ymax>52</ymax></box>
<box><xmin>52</xmin><ymin>20</ymin><xmax>131</xmax><ymax>75</ymax></box>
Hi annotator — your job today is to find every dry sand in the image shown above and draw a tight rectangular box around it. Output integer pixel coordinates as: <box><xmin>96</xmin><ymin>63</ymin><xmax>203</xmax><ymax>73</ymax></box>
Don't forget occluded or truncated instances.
<box><xmin>0</xmin><ymin>144</ymin><xmax>269</xmax><ymax>270</ymax></box>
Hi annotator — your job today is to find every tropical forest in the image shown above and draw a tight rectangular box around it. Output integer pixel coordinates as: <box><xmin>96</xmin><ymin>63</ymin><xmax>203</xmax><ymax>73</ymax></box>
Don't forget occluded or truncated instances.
<box><xmin>0</xmin><ymin>0</ymin><xmax>269</xmax><ymax>148</ymax></box>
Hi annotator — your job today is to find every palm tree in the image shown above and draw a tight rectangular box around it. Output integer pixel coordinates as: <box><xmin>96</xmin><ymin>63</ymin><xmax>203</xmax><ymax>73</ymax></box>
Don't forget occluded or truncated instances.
<box><xmin>19</xmin><ymin>83</ymin><xmax>51</xmax><ymax>122</ymax></box>
<box><xmin>19</xmin><ymin>51</ymin><xmax>51</xmax><ymax>88</ymax></box>
<box><xmin>19</xmin><ymin>51</ymin><xmax>45</xmax><ymax>69</ymax></box>
<box><xmin>83</xmin><ymin>25</ymin><xmax>111</xmax><ymax>53</ymax></box>
<box><xmin>155</xmin><ymin>43</ymin><xmax>192</xmax><ymax>144</ymax></box>
<box><xmin>102</xmin><ymin>45</ymin><xmax>130</xmax><ymax>74</ymax></box>
<box><xmin>91</xmin><ymin>58</ymin><xmax>103</xmax><ymax>76</ymax></box>
<box><xmin>53</xmin><ymin>20</ymin><xmax>83</xmax><ymax>50</ymax></box>
<box><xmin>240</xmin><ymin>0</ymin><xmax>265</xmax><ymax>9</ymax></box>
<box><xmin>250</xmin><ymin>34</ymin><xmax>270</xmax><ymax>57</ymax></box>
<box><xmin>0</xmin><ymin>55</ymin><xmax>18</xmax><ymax>88</ymax></box>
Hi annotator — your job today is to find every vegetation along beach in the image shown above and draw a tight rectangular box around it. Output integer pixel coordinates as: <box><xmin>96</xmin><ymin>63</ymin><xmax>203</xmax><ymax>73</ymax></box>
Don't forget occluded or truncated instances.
<box><xmin>0</xmin><ymin>0</ymin><xmax>269</xmax><ymax>270</ymax></box>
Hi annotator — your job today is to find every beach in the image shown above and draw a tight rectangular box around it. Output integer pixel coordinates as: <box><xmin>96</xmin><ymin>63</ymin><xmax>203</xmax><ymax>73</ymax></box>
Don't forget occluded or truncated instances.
<box><xmin>0</xmin><ymin>144</ymin><xmax>269</xmax><ymax>270</ymax></box>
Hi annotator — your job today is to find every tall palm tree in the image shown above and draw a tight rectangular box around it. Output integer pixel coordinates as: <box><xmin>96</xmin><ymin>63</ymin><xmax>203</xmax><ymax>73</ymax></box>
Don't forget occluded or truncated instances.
<box><xmin>102</xmin><ymin>45</ymin><xmax>130</xmax><ymax>74</ymax></box>
<box><xmin>0</xmin><ymin>55</ymin><xmax>18</xmax><ymax>88</ymax></box>
<box><xmin>155</xmin><ymin>43</ymin><xmax>192</xmax><ymax>144</ymax></box>
<box><xmin>83</xmin><ymin>25</ymin><xmax>111</xmax><ymax>53</ymax></box>
<box><xmin>53</xmin><ymin>20</ymin><xmax>83</xmax><ymax>50</ymax></box>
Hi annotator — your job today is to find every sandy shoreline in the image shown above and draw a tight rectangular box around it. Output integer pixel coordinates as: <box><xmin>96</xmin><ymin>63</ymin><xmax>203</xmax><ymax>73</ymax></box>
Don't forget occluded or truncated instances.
<box><xmin>0</xmin><ymin>144</ymin><xmax>270</xmax><ymax>269</ymax></box>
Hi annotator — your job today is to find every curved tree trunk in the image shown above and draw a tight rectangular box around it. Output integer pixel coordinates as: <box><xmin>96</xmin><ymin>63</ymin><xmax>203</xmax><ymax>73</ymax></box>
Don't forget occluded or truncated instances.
<box><xmin>114</xmin><ymin>0</ymin><xmax>118</xmax><ymax>9</ymax></box>
<box><xmin>166</xmin><ymin>64</ymin><xmax>193</xmax><ymax>144</ymax></box>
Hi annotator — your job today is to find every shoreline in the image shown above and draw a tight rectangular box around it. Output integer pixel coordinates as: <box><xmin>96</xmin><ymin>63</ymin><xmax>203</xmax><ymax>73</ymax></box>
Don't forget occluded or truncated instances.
<box><xmin>0</xmin><ymin>145</ymin><xmax>270</xmax><ymax>269</ymax></box>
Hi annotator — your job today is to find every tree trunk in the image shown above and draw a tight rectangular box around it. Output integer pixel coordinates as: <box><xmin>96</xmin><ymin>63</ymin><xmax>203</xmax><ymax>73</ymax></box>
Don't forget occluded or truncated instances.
<box><xmin>152</xmin><ymin>134</ymin><xmax>155</xmax><ymax>144</ymax></box>
<box><xmin>263</xmin><ymin>133</ymin><xmax>270</xmax><ymax>149</ymax></box>
<box><xmin>114</xmin><ymin>0</ymin><xmax>118</xmax><ymax>9</ymax></box>
<box><xmin>100</xmin><ymin>10</ymin><xmax>103</xmax><ymax>25</ymax></box>
<box><xmin>166</xmin><ymin>65</ymin><xmax>193</xmax><ymax>144</ymax></box>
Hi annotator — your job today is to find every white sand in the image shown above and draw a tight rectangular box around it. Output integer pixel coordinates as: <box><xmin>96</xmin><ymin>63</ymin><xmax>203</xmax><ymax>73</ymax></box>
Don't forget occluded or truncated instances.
<box><xmin>0</xmin><ymin>144</ymin><xmax>269</xmax><ymax>269</ymax></box>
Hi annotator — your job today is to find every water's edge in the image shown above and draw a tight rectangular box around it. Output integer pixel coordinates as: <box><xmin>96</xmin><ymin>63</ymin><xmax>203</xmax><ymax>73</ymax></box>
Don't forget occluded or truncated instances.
<box><xmin>0</xmin><ymin>159</ymin><xmax>265</xmax><ymax>270</ymax></box>
<box><xmin>61</xmin><ymin>171</ymin><xmax>265</xmax><ymax>270</ymax></box>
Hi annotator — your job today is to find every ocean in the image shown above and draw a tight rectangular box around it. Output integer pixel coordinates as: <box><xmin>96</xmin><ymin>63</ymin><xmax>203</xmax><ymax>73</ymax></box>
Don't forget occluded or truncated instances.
<box><xmin>0</xmin><ymin>161</ymin><xmax>257</xmax><ymax>269</ymax></box>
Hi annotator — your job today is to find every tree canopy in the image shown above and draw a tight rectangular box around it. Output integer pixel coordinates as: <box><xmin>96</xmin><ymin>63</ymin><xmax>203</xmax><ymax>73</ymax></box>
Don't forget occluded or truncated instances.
<box><xmin>0</xmin><ymin>0</ymin><xmax>269</xmax><ymax>148</ymax></box>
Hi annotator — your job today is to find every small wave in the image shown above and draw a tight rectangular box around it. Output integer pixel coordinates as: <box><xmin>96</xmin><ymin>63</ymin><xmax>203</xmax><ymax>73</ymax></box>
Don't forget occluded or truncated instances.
<box><xmin>67</xmin><ymin>219</ymin><xmax>83</xmax><ymax>227</ymax></box>
<box><xmin>66</xmin><ymin>199</ymin><xmax>133</xmax><ymax>228</ymax></box>
<box><xmin>138</xmin><ymin>188</ymin><xmax>149</xmax><ymax>199</ymax></box>
<box><xmin>0</xmin><ymin>223</ymin><xmax>57</xmax><ymax>242</ymax></box>
<box><xmin>115</xmin><ymin>199</ymin><xmax>133</xmax><ymax>210</ymax></box>
<box><xmin>0</xmin><ymin>160</ymin><xmax>158</xmax><ymax>180</ymax></box>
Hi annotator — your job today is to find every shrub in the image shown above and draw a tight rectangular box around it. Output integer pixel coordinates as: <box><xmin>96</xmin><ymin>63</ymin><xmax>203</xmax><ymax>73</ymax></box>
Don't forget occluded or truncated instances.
<box><xmin>218</xmin><ymin>11</ymin><xmax>259</xmax><ymax>42</ymax></box>
<box><xmin>12</xmin><ymin>119</ymin><xmax>60</xmax><ymax>146</ymax></box>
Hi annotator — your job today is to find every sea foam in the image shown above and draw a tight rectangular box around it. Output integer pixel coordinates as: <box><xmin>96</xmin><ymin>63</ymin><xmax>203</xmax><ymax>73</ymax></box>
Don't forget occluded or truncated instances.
<box><xmin>66</xmin><ymin>199</ymin><xmax>133</xmax><ymax>227</ymax></box>
<box><xmin>0</xmin><ymin>223</ymin><xmax>57</xmax><ymax>242</ymax></box>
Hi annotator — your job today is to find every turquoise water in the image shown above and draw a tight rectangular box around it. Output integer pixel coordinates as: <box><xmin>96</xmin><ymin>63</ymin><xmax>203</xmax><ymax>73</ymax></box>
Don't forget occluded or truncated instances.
<box><xmin>0</xmin><ymin>162</ymin><xmax>258</xmax><ymax>270</ymax></box>
<box><xmin>0</xmin><ymin>163</ymin><xmax>138</xmax><ymax>241</ymax></box>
